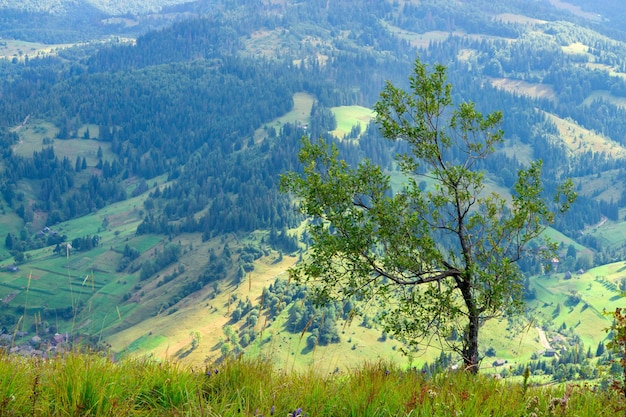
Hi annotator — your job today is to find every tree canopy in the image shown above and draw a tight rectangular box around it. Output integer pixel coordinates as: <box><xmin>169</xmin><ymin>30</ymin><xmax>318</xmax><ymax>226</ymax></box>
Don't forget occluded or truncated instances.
<box><xmin>281</xmin><ymin>58</ymin><xmax>576</xmax><ymax>372</ymax></box>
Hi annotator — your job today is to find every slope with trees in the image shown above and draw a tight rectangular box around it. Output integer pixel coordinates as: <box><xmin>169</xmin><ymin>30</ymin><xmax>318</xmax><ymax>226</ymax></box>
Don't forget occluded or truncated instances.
<box><xmin>1</xmin><ymin>0</ymin><xmax>626</xmax><ymax>367</ymax></box>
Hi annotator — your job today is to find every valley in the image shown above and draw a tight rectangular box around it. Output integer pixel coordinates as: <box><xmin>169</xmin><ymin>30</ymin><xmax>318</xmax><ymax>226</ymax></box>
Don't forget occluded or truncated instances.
<box><xmin>0</xmin><ymin>0</ymin><xmax>626</xmax><ymax>383</ymax></box>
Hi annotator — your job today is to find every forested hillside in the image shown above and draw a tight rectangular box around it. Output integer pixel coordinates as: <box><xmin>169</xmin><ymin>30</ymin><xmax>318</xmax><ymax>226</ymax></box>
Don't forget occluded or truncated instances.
<box><xmin>2</xmin><ymin>0</ymin><xmax>626</xmax><ymax>373</ymax></box>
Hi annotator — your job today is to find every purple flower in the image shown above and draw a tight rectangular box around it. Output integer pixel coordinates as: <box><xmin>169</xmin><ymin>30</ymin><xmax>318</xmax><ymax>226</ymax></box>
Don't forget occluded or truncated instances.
<box><xmin>270</xmin><ymin>406</ymin><xmax>275</xmax><ymax>415</ymax></box>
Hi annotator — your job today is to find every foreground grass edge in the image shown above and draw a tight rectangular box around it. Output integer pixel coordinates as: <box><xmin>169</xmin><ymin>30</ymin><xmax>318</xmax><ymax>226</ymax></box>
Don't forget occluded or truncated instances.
<box><xmin>0</xmin><ymin>351</ymin><xmax>623</xmax><ymax>416</ymax></box>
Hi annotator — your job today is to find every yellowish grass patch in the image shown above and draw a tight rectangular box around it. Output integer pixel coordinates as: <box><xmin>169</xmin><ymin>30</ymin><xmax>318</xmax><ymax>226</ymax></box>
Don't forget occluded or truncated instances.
<box><xmin>547</xmin><ymin>0</ymin><xmax>602</xmax><ymax>21</ymax></box>
<box><xmin>561</xmin><ymin>41</ymin><xmax>589</xmax><ymax>54</ymax></box>
<box><xmin>255</xmin><ymin>92</ymin><xmax>315</xmax><ymax>140</ymax></box>
<box><xmin>382</xmin><ymin>24</ymin><xmax>457</xmax><ymax>48</ymax></box>
<box><xmin>330</xmin><ymin>105</ymin><xmax>374</xmax><ymax>139</ymax></box>
<box><xmin>584</xmin><ymin>90</ymin><xmax>626</xmax><ymax>108</ymax></box>
<box><xmin>544</xmin><ymin>111</ymin><xmax>626</xmax><ymax>157</ymax></box>
<box><xmin>494</xmin><ymin>13</ymin><xmax>546</xmax><ymax>25</ymax></box>
<box><xmin>489</xmin><ymin>77</ymin><xmax>556</xmax><ymax>100</ymax></box>
<box><xmin>106</xmin><ymin>252</ymin><xmax>298</xmax><ymax>364</ymax></box>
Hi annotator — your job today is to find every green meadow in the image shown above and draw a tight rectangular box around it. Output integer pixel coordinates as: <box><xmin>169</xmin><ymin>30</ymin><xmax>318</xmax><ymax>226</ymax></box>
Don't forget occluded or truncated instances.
<box><xmin>330</xmin><ymin>105</ymin><xmax>374</xmax><ymax>139</ymax></box>
<box><xmin>255</xmin><ymin>92</ymin><xmax>315</xmax><ymax>140</ymax></box>
<box><xmin>526</xmin><ymin>263</ymin><xmax>626</xmax><ymax>350</ymax></box>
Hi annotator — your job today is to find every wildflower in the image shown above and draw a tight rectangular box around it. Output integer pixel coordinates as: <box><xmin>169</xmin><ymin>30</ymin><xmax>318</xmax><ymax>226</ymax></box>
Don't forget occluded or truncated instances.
<box><xmin>427</xmin><ymin>389</ymin><xmax>438</xmax><ymax>398</ymax></box>
<box><xmin>291</xmin><ymin>407</ymin><xmax>303</xmax><ymax>416</ymax></box>
<box><xmin>525</xmin><ymin>396</ymin><xmax>539</xmax><ymax>410</ymax></box>
<box><xmin>547</xmin><ymin>397</ymin><xmax>562</xmax><ymax>414</ymax></box>
<box><xmin>270</xmin><ymin>405</ymin><xmax>275</xmax><ymax>415</ymax></box>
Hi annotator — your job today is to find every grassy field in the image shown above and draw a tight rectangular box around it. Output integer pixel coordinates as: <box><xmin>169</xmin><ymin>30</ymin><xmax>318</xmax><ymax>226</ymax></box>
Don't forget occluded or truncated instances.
<box><xmin>330</xmin><ymin>105</ymin><xmax>374</xmax><ymax>139</ymax></box>
<box><xmin>489</xmin><ymin>77</ymin><xmax>556</xmax><ymax>100</ymax></box>
<box><xmin>0</xmin><ymin>352</ymin><xmax>621</xmax><ymax>416</ymax></box>
<box><xmin>382</xmin><ymin>24</ymin><xmax>466</xmax><ymax>48</ymax></box>
<box><xmin>526</xmin><ymin>262</ymin><xmax>626</xmax><ymax>350</ymax></box>
<box><xmin>0</xmin><ymin>40</ymin><xmax>82</xmax><ymax>62</ymax></box>
<box><xmin>584</xmin><ymin>90</ymin><xmax>626</xmax><ymax>109</ymax></box>
<box><xmin>544</xmin><ymin>112</ymin><xmax>626</xmax><ymax>157</ymax></box>
<box><xmin>494</xmin><ymin>13</ymin><xmax>546</xmax><ymax>25</ymax></box>
<box><xmin>547</xmin><ymin>0</ymin><xmax>603</xmax><ymax>21</ymax></box>
<box><xmin>13</xmin><ymin>121</ymin><xmax>115</xmax><ymax>162</ymax></box>
<box><xmin>255</xmin><ymin>92</ymin><xmax>315</xmax><ymax>141</ymax></box>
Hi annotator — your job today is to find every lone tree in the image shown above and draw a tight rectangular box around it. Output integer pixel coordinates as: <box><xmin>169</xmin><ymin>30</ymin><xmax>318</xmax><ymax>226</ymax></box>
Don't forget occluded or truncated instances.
<box><xmin>281</xmin><ymin>59</ymin><xmax>575</xmax><ymax>373</ymax></box>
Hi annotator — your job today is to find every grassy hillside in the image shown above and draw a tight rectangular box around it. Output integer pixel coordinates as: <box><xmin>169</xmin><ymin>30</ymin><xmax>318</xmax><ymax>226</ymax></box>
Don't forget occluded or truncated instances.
<box><xmin>1</xmin><ymin>88</ymin><xmax>626</xmax><ymax>376</ymax></box>
<box><xmin>5</xmin><ymin>0</ymin><xmax>626</xmax><ymax>379</ymax></box>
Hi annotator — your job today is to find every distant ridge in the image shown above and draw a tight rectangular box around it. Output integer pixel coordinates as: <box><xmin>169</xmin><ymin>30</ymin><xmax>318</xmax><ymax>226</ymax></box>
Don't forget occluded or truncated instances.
<box><xmin>0</xmin><ymin>0</ymin><xmax>190</xmax><ymax>15</ymax></box>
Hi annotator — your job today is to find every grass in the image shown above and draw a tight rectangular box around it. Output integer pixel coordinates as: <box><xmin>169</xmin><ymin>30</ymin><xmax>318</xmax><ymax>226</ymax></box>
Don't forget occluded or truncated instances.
<box><xmin>255</xmin><ymin>92</ymin><xmax>315</xmax><ymax>141</ymax></box>
<box><xmin>494</xmin><ymin>13</ymin><xmax>546</xmax><ymax>25</ymax></box>
<box><xmin>489</xmin><ymin>77</ymin><xmax>556</xmax><ymax>101</ymax></box>
<box><xmin>0</xmin><ymin>351</ymin><xmax>621</xmax><ymax>416</ymax></box>
<box><xmin>547</xmin><ymin>0</ymin><xmax>602</xmax><ymax>21</ymax></box>
<box><xmin>330</xmin><ymin>105</ymin><xmax>374</xmax><ymax>139</ymax></box>
<box><xmin>525</xmin><ymin>266</ymin><xmax>626</xmax><ymax>350</ymax></box>
<box><xmin>544</xmin><ymin>111</ymin><xmax>626</xmax><ymax>158</ymax></box>
<box><xmin>583</xmin><ymin>90</ymin><xmax>626</xmax><ymax>110</ymax></box>
<box><xmin>13</xmin><ymin>122</ymin><xmax>105</xmax><ymax>156</ymax></box>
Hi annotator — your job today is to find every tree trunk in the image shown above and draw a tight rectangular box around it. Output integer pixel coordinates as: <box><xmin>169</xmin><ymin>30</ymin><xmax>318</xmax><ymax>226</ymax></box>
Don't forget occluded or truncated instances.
<box><xmin>460</xmin><ymin>279</ymin><xmax>480</xmax><ymax>373</ymax></box>
<box><xmin>463</xmin><ymin>309</ymin><xmax>480</xmax><ymax>373</ymax></box>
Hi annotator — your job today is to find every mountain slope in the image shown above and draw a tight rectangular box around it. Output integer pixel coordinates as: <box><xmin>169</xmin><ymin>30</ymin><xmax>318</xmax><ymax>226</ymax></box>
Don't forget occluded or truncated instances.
<box><xmin>2</xmin><ymin>0</ymin><xmax>626</xmax><ymax>374</ymax></box>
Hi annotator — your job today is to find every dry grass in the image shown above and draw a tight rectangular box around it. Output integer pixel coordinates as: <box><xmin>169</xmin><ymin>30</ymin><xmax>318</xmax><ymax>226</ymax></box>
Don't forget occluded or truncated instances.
<box><xmin>543</xmin><ymin>112</ymin><xmax>626</xmax><ymax>157</ymax></box>
<box><xmin>106</xmin><ymin>251</ymin><xmax>299</xmax><ymax>365</ymax></box>
<box><xmin>494</xmin><ymin>13</ymin><xmax>547</xmax><ymax>25</ymax></box>
<box><xmin>488</xmin><ymin>77</ymin><xmax>556</xmax><ymax>100</ymax></box>
<box><xmin>254</xmin><ymin>92</ymin><xmax>315</xmax><ymax>141</ymax></box>
<box><xmin>547</xmin><ymin>0</ymin><xmax>602</xmax><ymax>22</ymax></box>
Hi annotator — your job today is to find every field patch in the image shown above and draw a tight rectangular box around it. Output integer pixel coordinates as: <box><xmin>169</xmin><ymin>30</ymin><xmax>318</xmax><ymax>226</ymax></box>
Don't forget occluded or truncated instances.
<box><xmin>13</xmin><ymin>122</ymin><xmax>115</xmax><ymax>168</ymax></box>
<box><xmin>584</xmin><ymin>90</ymin><xmax>626</xmax><ymax>109</ymax></box>
<box><xmin>382</xmin><ymin>25</ymin><xmax>459</xmax><ymax>48</ymax></box>
<box><xmin>543</xmin><ymin>111</ymin><xmax>626</xmax><ymax>157</ymax></box>
<box><xmin>330</xmin><ymin>106</ymin><xmax>374</xmax><ymax>139</ymax></box>
<box><xmin>101</xmin><ymin>17</ymin><xmax>139</xmax><ymax>28</ymax></box>
<box><xmin>498</xmin><ymin>139</ymin><xmax>533</xmax><ymax>166</ymax></box>
<box><xmin>255</xmin><ymin>92</ymin><xmax>315</xmax><ymax>140</ymax></box>
<box><xmin>526</xmin><ymin>262</ymin><xmax>626</xmax><ymax>349</ymax></box>
<box><xmin>561</xmin><ymin>41</ymin><xmax>591</xmax><ymax>55</ymax></box>
<box><xmin>494</xmin><ymin>13</ymin><xmax>546</xmax><ymax>25</ymax></box>
<box><xmin>123</xmin><ymin>333</ymin><xmax>167</xmax><ymax>355</ymax></box>
<box><xmin>590</xmin><ymin>220</ymin><xmax>626</xmax><ymax>250</ymax></box>
<box><xmin>547</xmin><ymin>0</ymin><xmax>602</xmax><ymax>22</ymax></box>
<box><xmin>0</xmin><ymin>40</ymin><xmax>81</xmax><ymax>62</ymax></box>
<box><xmin>488</xmin><ymin>77</ymin><xmax>556</xmax><ymax>100</ymax></box>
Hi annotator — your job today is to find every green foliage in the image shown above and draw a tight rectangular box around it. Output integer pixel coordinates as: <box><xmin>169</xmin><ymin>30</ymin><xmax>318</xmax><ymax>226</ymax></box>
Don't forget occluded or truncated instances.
<box><xmin>281</xmin><ymin>58</ymin><xmax>576</xmax><ymax>372</ymax></box>
<box><xmin>139</xmin><ymin>243</ymin><xmax>181</xmax><ymax>281</ymax></box>
<box><xmin>604</xmin><ymin>307</ymin><xmax>626</xmax><ymax>396</ymax></box>
<box><xmin>267</xmin><ymin>227</ymin><xmax>300</xmax><ymax>253</ymax></box>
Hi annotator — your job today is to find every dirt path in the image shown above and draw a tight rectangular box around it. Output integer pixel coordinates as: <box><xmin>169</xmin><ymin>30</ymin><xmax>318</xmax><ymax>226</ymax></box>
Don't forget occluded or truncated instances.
<box><xmin>537</xmin><ymin>327</ymin><xmax>552</xmax><ymax>350</ymax></box>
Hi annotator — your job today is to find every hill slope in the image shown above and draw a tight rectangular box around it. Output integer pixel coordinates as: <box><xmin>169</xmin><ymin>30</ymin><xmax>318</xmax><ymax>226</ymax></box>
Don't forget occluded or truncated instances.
<box><xmin>2</xmin><ymin>0</ymin><xmax>626</xmax><ymax>374</ymax></box>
